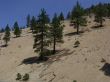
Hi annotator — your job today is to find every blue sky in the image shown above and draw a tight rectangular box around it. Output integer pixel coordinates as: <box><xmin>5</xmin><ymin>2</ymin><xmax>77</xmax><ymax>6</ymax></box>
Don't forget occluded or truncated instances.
<box><xmin>0</xmin><ymin>0</ymin><xmax>110</xmax><ymax>28</ymax></box>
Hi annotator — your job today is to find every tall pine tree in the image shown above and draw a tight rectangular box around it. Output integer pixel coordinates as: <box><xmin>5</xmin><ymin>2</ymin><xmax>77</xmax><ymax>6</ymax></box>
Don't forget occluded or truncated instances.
<box><xmin>71</xmin><ymin>1</ymin><xmax>86</xmax><ymax>34</ymax></box>
<box><xmin>33</xmin><ymin>9</ymin><xmax>50</xmax><ymax>60</ymax></box>
<box><xmin>59</xmin><ymin>12</ymin><xmax>64</xmax><ymax>21</ymax></box>
<box><xmin>30</xmin><ymin>16</ymin><xmax>37</xmax><ymax>33</ymax></box>
<box><xmin>50</xmin><ymin>13</ymin><xmax>63</xmax><ymax>54</ymax></box>
<box><xmin>3</xmin><ymin>24</ymin><xmax>10</xmax><ymax>46</ymax></box>
<box><xmin>26</xmin><ymin>14</ymin><xmax>31</xmax><ymax>28</ymax></box>
<box><xmin>13</xmin><ymin>22</ymin><xmax>21</xmax><ymax>37</ymax></box>
<box><xmin>0</xmin><ymin>28</ymin><xmax>5</xmax><ymax>33</ymax></box>
<box><xmin>66</xmin><ymin>11</ymin><xmax>71</xmax><ymax>20</ymax></box>
<box><xmin>94</xmin><ymin>3</ymin><xmax>106</xmax><ymax>27</ymax></box>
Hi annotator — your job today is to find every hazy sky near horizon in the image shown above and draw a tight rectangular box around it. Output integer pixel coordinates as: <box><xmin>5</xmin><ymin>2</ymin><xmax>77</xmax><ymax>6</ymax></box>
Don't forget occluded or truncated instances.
<box><xmin>0</xmin><ymin>0</ymin><xmax>110</xmax><ymax>28</ymax></box>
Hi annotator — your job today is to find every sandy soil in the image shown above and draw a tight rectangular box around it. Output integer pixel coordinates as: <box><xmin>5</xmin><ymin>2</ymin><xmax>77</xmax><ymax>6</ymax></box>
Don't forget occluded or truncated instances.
<box><xmin>0</xmin><ymin>17</ymin><xmax>110</xmax><ymax>82</ymax></box>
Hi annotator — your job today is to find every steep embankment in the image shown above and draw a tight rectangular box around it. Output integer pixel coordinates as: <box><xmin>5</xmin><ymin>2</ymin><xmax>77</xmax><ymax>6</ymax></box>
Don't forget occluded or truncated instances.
<box><xmin>0</xmin><ymin>18</ymin><xmax>110</xmax><ymax>82</ymax></box>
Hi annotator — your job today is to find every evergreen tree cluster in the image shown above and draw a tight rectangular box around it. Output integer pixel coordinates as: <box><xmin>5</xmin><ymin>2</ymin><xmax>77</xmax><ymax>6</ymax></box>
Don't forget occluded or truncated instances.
<box><xmin>1</xmin><ymin>1</ymin><xmax>110</xmax><ymax>59</ymax></box>
<box><xmin>0</xmin><ymin>28</ymin><xmax>5</xmax><ymax>33</ymax></box>
<box><xmin>68</xmin><ymin>1</ymin><xmax>87</xmax><ymax>34</ymax></box>
<box><xmin>59</xmin><ymin>12</ymin><xmax>65</xmax><ymax>21</ymax></box>
<box><xmin>13</xmin><ymin>22</ymin><xmax>21</xmax><ymax>37</ymax></box>
<box><xmin>50</xmin><ymin>13</ymin><xmax>63</xmax><ymax>54</ymax></box>
<box><xmin>32</xmin><ymin>9</ymin><xmax>63</xmax><ymax>60</ymax></box>
<box><xmin>85</xmin><ymin>3</ymin><xmax>110</xmax><ymax>17</ymax></box>
<box><xmin>85</xmin><ymin>3</ymin><xmax>110</xmax><ymax>27</ymax></box>
<box><xmin>2</xmin><ymin>21</ymin><xmax>22</xmax><ymax>46</ymax></box>
<box><xmin>22</xmin><ymin>2</ymin><xmax>110</xmax><ymax>59</ymax></box>
<box><xmin>3</xmin><ymin>24</ymin><xmax>10</xmax><ymax>46</ymax></box>
<box><xmin>33</xmin><ymin>9</ymin><xmax>50</xmax><ymax>59</ymax></box>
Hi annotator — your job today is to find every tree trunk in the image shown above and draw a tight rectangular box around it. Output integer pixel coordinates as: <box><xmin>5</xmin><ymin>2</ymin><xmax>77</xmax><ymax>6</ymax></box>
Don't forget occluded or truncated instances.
<box><xmin>5</xmin><ymin>40</ymin><xmax>8</xmax><ymax>47</ymax></box>
<box><xmin>53</xmin><ymin>36</ymin><xmax>56</xmax><ymax>54</ymax></box>
<box><xmin>40</xmin><ymin>26</ymin><xmax>44</xmax><ymax>59</ymax></box>
<box><xmin>100</xmin><ymin>20</ymin><xmax>103</xmax><ymax>27</ymax></box>
<box><xmin>76</xmin><ymin>23</ymin><xmax>79</xmax><ymax>34</ymax></box>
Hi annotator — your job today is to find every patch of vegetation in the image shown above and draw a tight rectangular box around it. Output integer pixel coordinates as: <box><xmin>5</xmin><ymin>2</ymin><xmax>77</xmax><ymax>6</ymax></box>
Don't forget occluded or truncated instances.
<box><xmin>13</xmin><ymin>21</ymin><xmax>21</xmax><ymax>37</ymax></box>
<box><xmin>3</xmin><ymin>24</ymin><xmax>11</xmax><ymax>47</ymax></box>
<box><xmin>73</xmin><ymin>80</ymin><xmax>77</xmax><ymax>82</ymax></box>
<box><xmin>16</xmin><ymin>73</ymin><xmax>29</xmax><ymax>81</ymax></box>
<box><xmin>16</xmin><ymin>73</ymin><xmax>22</xmax><ymax>80</ymax></box>
<box><xmin>70</xmin><ymin>1</ymin><xmax>87</xmax><ymax>34</ymax></box>
<box><xmin>22</xmin><ymin>73</ymin><xmax>29</xmax><ymax>81</ymax></box>
<box><xmin>41</xmin><ymin>50</ymin><xmax>53</xmax><ymax>56</ymax></box>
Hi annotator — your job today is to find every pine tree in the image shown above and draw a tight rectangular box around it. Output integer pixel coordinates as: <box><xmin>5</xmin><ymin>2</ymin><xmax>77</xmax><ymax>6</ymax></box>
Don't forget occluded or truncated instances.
<box><xmin>66</xmin><ymin>11</ymin><xmax>71</xmax><ymax>20</ymax></box>
<box><xmin>26</xmin><ymin>14</ymin><xmax>31</xmax><ymax>28</ymax></box>
<box><xmin>94</xmin><ymin>3</ymin><xmax>106</xmax><ymax>27</ymax></box>
<box><xmin>59</xmin><ymin>12</ymin><xmax>64</xmax><ymax>21</ymax></box>
<box><xmin>3</xmin><ymin>24</ymin><xmax>10</xmax><ymax>46</ymax></box>
<box><xmin>71</xmin><ymin>1</ymin><xmax>86</xmax><ymax>34</ymax></box>
<box><xmin>50</xmin><ymin>13</ymin><xmax>63</xmax><ymax>54</ymax></box>
<box><xmin>30</xmin><ymin>16</ymin><xmax>37</xmax><ymax>33</ymax></box>
<box><xmin>13</xmin><ymin>22</ymin><xmax>21</xmax><ymax>37</ymax></box>
<box><xmin>33</xmin><ymin>9</ymin><xmax>50</xmax><ymax>60</ymax></box>
<box><xmin>0</xmin><ymin>28</ymin><xmax>5</xmax><ymax>33</ymax></box>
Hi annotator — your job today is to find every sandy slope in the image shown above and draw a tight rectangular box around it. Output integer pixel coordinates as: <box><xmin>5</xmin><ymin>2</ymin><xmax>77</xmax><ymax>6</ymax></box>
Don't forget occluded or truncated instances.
<box><xmin>0</xmin><ymin>17</ymin><xmax>110</xmax><ymax>82</ymax></box>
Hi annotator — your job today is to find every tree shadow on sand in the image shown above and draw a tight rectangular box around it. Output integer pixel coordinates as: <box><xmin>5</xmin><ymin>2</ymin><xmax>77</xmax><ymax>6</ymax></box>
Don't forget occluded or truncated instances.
<box><xmin>21</xmin><ymin>49</ymin><xmax>74</xmax><ymax>65</ymax></box>
<box><xmin>0</xmin><ymin>44</ymin><xmax>8</xmax><ymax>48</ymax></box>
<box><xmin>91</xmin><ymin>25</ymin><xmax>104</xmax><ymax>29</ymax></box>
<box><xmin>100</xmin><ymin>63</ymin><xmax>110</xmax><ymax>76</ymax></box>
<box><xmin>21</xmin><ymin>56</ymin><xmax>48</xmax><ymax>64</ymax></box>
<box><xmin>21</xmin><ymin>49</ymin><xmax>55</xmax><ymax>65</ymax></box>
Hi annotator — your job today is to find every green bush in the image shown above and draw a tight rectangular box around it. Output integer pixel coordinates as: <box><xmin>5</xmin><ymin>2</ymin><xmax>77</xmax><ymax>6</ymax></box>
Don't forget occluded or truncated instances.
<box><xmin>22</xmin><ymin>73</ymin><xmax>29</xmax><ymax>81</ymax></box>
<box><xmin>40</xmin><ymin>50</ymin><xmax>53</xmax><ymax>56</ymax></box>
<box><xmin>16</xmin><ymin>73</ymin><xmax>22</xmax><ymax>80</ymax></box>
<box><xmin>73</xmin><ymin>80</ymin><xmax>77</xmax><ymax>82</ymax></box>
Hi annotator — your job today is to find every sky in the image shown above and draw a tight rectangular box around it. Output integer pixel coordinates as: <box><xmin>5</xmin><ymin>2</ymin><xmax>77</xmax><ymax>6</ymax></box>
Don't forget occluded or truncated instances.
<box><xmin>0</xmin><ymin>0</ymin><xmax>110</xmax><ymax>28</ymax></box>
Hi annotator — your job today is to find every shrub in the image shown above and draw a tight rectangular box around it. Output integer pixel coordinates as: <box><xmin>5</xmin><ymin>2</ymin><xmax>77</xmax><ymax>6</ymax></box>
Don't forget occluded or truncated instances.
<box><xmin>40</xmin><ymin>49</ymin><xmax>53</xmax><ymax>56</ymax></box>
<box><xmin>22</xmin><ymin>73</ymin><xmax>29</xmax><ymax>81</ymax></box>
<box><xmin>73</xmin><ymin>80</ymin><xmax>77</xmax><ymax>82</ymax></box>
<box><xmin>16</xmin><ymin>73</ymin><xmax>22</xmax><ymax>80</ymax></box>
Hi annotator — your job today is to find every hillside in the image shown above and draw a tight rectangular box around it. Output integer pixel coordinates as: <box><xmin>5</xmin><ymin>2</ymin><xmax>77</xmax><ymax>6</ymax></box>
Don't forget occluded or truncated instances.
<box><xmin>0</xmin><ymin>17</ymin><xmax>110</xmax><ymax>82</ymax></box>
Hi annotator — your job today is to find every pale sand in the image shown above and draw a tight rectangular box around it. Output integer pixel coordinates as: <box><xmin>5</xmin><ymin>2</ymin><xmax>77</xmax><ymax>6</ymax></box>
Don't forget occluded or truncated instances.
<box><xmin>0</xmin><ymin>17</ymin><xmax>110</xmax><ymax>82</ymax></box>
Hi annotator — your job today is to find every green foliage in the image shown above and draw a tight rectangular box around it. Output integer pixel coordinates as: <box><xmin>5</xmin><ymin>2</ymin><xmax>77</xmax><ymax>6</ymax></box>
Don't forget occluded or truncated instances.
<box><xmin>40</xmin><ymin>49</ymin><xmax>53</xmax><ymax>56</ymax></box>
<box><xmin>94</xmin><ymin>3</ymin><xmax>107</xmax><ymax>27</ymax></box>
<box><xmin>51</xmin><ymin>14</ymin><xmax>63</xmax><ymax>41</ymax></box>
<box><xmin>50</xmin><ymin>13</ymin><xmax>63</xmax><ymax>54</ymax></box>
<box><xmin>22</xmin><ymin>73</ymin><xmax>29</xmax><ymax>81</ymax></box>
<box><xmin>26</xmin><ymin>14</ymin><xmax>31</xmax><ymax>28</ymax></box>
<box><xmin>33</xmin><ymin>9</ymin><xmax>50</xmax><ymax>59</ymax></box>
<box><xmin>16</xmin><ymin>73</ymin><xmax>29</xmax><ymax>81</ymax></box>
<box><xmin>73</xmin><ymin>80</ymin><xmax>77</xmax><ymax>82</ymax></box>
<box><xmin>67</xmin><ymin>11</ymin><xmax>71</xmax><ymax>19</ymax></box>
<box><xmin>59</xmin><ymin>12</ymin><xmax>64</xmax><ymax>21</ymax></box>
<box><xmin>13</xmin><ymin>22</ymin><xmax>21</xmax><ymax>37</ymax></box>
<box><xmin>0</xmin><ymin>28</ymin><xmax>5</xmax><ymax>33</ymax></box>
<box><xmin>86</xmin><ymin>3</ymin><xmax>110</xmax><ymax>17</ymax></box>
<box><xmin>30</xmin><ymin>16</ymin><xmax>37</xmax><ymax>33</ymax></box>
<box><xmin>3</xmin><ymin>24</ymin><xmax>10</xmax><ymax>46</ymax></box>
<box><xmin>16</xmin><ymin>73</ymin><xmax>22</xmax><ymax>80</ymax></box>
<box><xmin>71</xmin><ymin>1</ymin><xmax>86</xmax><ymax>34</ymax></box>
